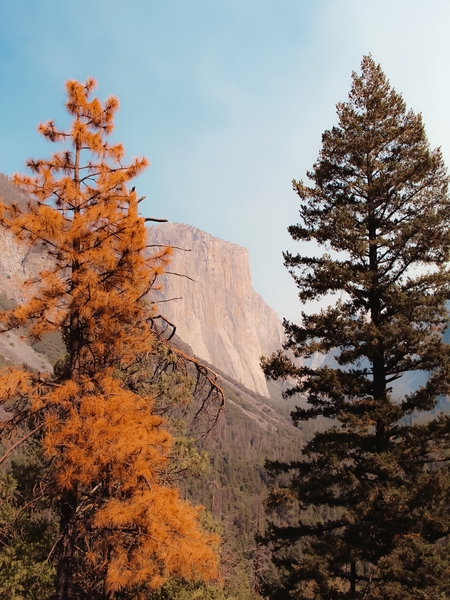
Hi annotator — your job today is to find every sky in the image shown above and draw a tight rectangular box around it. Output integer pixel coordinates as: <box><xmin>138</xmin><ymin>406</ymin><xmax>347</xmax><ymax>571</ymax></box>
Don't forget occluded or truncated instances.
<box><xmin>1</xmin><ymin>0</ymin><xmax>450</xmax><ymax>322</ymax></box>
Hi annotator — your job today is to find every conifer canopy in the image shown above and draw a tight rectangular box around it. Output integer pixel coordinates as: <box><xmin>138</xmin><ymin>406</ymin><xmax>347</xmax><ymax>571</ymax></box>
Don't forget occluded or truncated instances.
<box><xmin>262</xmin><ymin>56</ymin><xmax>450</xmax><ymax>599</ymax></box>
<box><xmin>0</xmin><ymin>79</ymin><xmax>220</xmax><ymax>599</ymax></box>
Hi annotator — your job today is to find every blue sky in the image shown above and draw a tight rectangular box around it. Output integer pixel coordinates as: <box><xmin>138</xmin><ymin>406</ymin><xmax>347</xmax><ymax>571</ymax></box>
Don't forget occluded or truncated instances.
<box><xmin>1</xmin><ymin>1</ymin><xmax>450</xmax><ymax>321</ymax></box>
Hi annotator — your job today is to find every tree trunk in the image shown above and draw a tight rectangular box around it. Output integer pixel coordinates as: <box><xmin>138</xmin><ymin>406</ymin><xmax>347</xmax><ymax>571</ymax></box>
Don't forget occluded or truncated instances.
<box><xmin>56</xmin><ymin>489</ymin><xmax>77</xmax><ymax>600</ymax></box>
<box><xmin>350</xmin><ymin>561</ymin><xmax>356</xmax><ymax>597</ymax></box>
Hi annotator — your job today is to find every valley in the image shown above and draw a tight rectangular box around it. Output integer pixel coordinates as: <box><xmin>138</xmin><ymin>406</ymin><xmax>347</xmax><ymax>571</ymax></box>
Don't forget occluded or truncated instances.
<box><xmin>0</xmin><ymin>172</ymin><xmax>308</xmax><ymax>598</ymax></box>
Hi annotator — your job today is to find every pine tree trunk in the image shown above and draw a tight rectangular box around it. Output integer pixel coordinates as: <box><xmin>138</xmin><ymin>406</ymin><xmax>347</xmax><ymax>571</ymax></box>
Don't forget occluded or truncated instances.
<box><xmin>56</xmin><ymin>489</ymin><xmax>77</xmax><ymax>600</ymax></box>
<box><xmin>350</xmin><ymin>561</ymin><xmax>356</xmax><ymax>597</ymax></box>
<box><xmin>368</xmin><ymin>194</ymin><xmax>390</xmax><ymax>453</ymax></box>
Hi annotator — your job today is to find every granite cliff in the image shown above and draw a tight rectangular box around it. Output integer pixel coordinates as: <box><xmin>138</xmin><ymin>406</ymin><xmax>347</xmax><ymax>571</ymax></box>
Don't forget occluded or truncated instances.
<box><xmin>0</xmin><ymin>175</ymin><xmax>284</xmax><ymax>395</ymax></box>
<box><xmin>0</xmin><ymin>174</ymin><xmax>54</xmax><ymax>305</ymax></box>
<box><xmin>0</xmin><ymin>175</ymin><xmax>53</xmax><ymax>371</ymax></box>
<box><xmin>147</xmin><ymin>223</ymin><xmax>284</xmax><ymax>397</ymax></box>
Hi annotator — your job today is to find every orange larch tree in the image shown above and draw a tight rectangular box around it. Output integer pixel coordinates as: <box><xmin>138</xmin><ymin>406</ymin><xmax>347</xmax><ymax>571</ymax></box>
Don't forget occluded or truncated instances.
<box><xmin>0</xmin><ymin>79</ymin><xmax>220</xmax><ymax>599</ymax></box>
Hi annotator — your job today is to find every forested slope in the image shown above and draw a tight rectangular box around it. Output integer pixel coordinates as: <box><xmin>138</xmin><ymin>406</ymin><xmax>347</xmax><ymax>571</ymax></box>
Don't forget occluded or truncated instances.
<box><xmin>0</xmin><ymin>172</ymin><xmax>309</xmax><ymax>598</ymax></box>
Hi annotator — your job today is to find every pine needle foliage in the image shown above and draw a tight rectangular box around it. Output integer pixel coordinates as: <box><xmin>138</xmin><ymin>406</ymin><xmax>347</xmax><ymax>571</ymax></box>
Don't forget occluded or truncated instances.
<box><xmin>0</xmin><ymin>80</ymin><xmax>220</xmax><ymax>599</ymax></box>
<box><xmin>262</xmin><ymin>56</ymin><xmax>450</xmax><ymax>599</ymax></box>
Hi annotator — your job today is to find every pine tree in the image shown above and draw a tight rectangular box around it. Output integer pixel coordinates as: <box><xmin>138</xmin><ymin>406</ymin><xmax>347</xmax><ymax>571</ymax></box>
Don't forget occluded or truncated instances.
<box><xmin>0</xmin><ymin>79</ymin><xmax>221</xmax><ymax>599</ymax></box>
<box><xmin>262</xmin><ymin>56</ymin><xmax>450</xmax><ymax>599</ymax></box>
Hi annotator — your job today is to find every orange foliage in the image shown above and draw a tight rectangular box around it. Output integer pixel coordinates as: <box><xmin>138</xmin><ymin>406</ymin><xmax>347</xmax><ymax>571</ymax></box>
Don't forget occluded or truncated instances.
<box><xmin>0</xmin><ymin>80</ymin><xmax>219</xmax><ymax>597</ymax></box>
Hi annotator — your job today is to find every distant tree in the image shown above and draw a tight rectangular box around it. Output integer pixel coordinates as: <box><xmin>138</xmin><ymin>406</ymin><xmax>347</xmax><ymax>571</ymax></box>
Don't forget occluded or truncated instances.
<box><xmin>0</xmin><ymin>449</ymin><xmax>57</xmax><ymax>599</ymax></box>
<box><xmin>0</xmin><ymin>79</ymin><xmax>222</xmax><ymax>599</ymax></box>
<box><xmin>262</xmin><ymin>56</ymin><xmax>450</xmax><ymax>599</ymax></box>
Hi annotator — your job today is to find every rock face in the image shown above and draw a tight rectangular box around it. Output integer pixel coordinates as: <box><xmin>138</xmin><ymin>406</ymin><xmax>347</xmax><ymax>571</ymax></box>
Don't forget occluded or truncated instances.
<box><xmin>0</xmin><ymin>174</ymin><xmax>285</xmax><ymax>395</ymax></box>
<box><xmin>0</xmin><ymin>174</ymin><xmax>55</xmax><ymax>305</ymax></box>
<box><xmin>0</xmin><ymin>230</ymin><xmax>53</xmax><ymax>305</ymax></box>
<box><xmin>0</xmin><ymin>178</ymin><xmax>52</xmax><ymax>371</ymax></box>
<box><xmin>147</xmin><ymin>223</ymin><xmax>284</xmax><ymax>397</ymax></box>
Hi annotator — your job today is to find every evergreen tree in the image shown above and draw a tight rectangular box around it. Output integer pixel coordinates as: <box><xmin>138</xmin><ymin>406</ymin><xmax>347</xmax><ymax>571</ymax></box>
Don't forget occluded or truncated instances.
<box><xmin>262</xmin><ymin>56</ymin><xmax>450</xmax><ymax>599</ymax></box>
<box><xmin>0</xmin><ymin>79</ymin><xmax>222</xmax><ymax>599</ymax></box>
<box><xmin>0</xmin><ymin>451</ymin><xmax>57</xmax><ymax>599</ymax></box>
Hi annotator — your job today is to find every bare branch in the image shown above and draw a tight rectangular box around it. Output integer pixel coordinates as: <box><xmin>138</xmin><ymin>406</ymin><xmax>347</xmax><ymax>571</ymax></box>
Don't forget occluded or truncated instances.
<box><xmin>151</xmin><ymin>315</ymin><xmax>177</xmax><ymax>340</ymax></box>
<box><xmin>146</xmin><ymin>244</ymin><xmax>192</xmax><ymax>252</ymax></box>
<box><xmin>147</xmin><ymin>297</ymin><xmax>183</xmax><ymax>304</ymax></box>
<box><xmin>164</xmin><ymin>271</ymin><xmax>197</xmax><ymax>282</ymax></box>
<box><xmin>0</xmin><ymin>423</ymin><xmax>44</xmax><ymax>467</ymax></box>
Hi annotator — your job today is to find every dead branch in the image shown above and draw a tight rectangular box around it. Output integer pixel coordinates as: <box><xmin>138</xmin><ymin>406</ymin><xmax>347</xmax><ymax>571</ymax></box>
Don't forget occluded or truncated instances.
<box><xmin>151</xmin><ymin>315</ymin><xmax>177</xmax><ymax>340</ymax></box>
<box><xmin>170</xmin><ymin>345</ymin><xmax>225</xmax><ymax>438</ymax></box>
<box><xmin>147</xmin><ymin>297</ymin><xmax>182</xmax><ymax>304</ymax></box>
<box><xmin>0</xmin><ymin>423</ymin><xmax>44</xmax><ymax>466</ymax></box>
<box><xmin>164</xmin><ymin>271</ymin><xmax>197</xmax><ymax>282</ymax></box>
<box><xmin>145</xmin><ymin>244</ymin><xmax>192</xmax><ymax>252</ymax></box>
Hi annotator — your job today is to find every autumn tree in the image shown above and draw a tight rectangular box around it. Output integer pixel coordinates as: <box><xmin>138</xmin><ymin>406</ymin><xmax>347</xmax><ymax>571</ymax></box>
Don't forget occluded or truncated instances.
<box><xmin>262</xmin><ymin>56</ymin><xmax>450</xmax><ymax>599</ymax></box>
<box><xmin>0</xmin><ymin>79</ymin><xmax>221</xmax><ymax>599</ymax></box>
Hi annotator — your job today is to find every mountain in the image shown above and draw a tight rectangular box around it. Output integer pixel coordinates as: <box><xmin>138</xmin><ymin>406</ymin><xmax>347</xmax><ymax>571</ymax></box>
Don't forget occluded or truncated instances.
<box><xmin>0</xmin><ymin>174</ymin><xmax>305</xmax><ymax>596</ymax></box>
<box><xmin>0</xmin><ymin>175</ymin><xmax>56</xmax><ymax>371</ymax></box>
<box><xmin>0</xmin><ymin>173</ymin><xmax>286</xmax><ymax>397</ymax></box>
<box><xmin>147</xmin><ymin>222</ymin><xmax>284</xmax><ymax>397</ymax></box>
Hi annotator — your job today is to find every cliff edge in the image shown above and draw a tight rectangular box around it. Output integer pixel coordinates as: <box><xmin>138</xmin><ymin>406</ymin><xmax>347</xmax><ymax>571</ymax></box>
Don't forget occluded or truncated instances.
<box><xmin>147</xmin><ymin>223</ymin><xmax>284</xmax><ymax>397</ymax></box>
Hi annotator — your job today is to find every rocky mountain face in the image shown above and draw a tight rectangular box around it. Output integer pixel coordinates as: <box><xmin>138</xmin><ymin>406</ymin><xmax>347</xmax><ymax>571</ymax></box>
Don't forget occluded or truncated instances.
<box><xmin>0</xmin><ymin>228</ymin><xmax>53</xmax><ymax>306</ymax></box>
<box><xmin>147</xmin><ymin>223</ymin><xmax>285</xmax><ymax>397</ymax></box>
<box><xmin>0</xmin><ymin>175</ymin><xmax>285</xmax><ymax>396</ymax></box>
<box><xmin>0</xmin><ymin>175</ymin><xmax>54</xmax><ymax>371</ymax></box>
<box><xmin>0</xmin><ymin>174</ymin><xmax>54</xmax><ymax>306</ymax></box>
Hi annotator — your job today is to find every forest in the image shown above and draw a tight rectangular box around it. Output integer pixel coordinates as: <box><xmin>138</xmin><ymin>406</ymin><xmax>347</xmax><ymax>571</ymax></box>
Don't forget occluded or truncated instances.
<box><xmin>2</xmin><ymin>55</ymin><xmax>450</xmax><ymax>599</ymax></box>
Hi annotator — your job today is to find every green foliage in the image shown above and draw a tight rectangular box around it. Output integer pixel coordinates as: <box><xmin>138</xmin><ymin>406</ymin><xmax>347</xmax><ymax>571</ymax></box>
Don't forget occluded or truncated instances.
<box><xmin>148</xmin><ymin>578</ymin><xmax>229</xmax><ymax>600</ymax></box>
<box><xmin>366</xmin><ymin>536</ymin><xmax>450</xmax><ymax>600</ymax></box>
<box><xmin>181</xmin><ymin>376</ymin><xmax>307</xmax><ymax>600</ymax></box>
<box><xmin>0</xmin><ymin>456</ymin><xmax>57</xmax><ymax>599</ymax></box>
<box><xmin>263</xmin><ymin>56</ymin><xmax>450</xmax><ymax>598</ymax></box>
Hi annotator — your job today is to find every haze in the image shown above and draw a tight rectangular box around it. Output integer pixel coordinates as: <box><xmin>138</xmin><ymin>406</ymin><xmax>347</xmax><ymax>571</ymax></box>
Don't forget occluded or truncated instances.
<box><xmin>1</xmin><ymin>0</ymin><xmax>449</xmax><ymax>322</ymax></box>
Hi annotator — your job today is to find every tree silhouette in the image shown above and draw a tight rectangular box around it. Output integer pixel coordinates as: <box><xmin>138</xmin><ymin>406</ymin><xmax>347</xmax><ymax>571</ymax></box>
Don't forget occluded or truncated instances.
<box><xmin>262</xmin><ymin>56</ymin><xmax>450</xmax><ymax>599</ymax></box>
